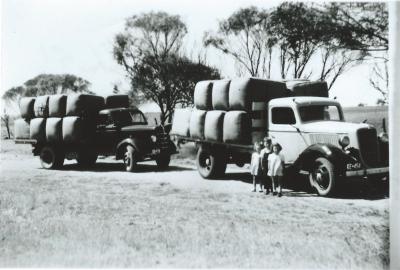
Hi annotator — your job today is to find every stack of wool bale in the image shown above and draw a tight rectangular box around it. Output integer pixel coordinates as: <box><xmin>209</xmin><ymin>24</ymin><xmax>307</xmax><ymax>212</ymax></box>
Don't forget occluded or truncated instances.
<box><xmin>286</xmin><ymin>81</ymin><xmax>329</xmax><ymax>97</ymax></box>
<box><xmin>14</xmin><ymin>94</ymin><xmax>129</xmax><ymax>144</ymax></box>
<box><xmin>171</xmin><ymin>78</ymin><xmax>288</xmax><ymax>145</ymax></box>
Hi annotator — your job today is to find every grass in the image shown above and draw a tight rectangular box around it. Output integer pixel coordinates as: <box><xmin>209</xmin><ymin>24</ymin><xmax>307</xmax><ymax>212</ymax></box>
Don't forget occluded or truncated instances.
<box><xmin>0</xmin><ymin>140</ymin><xmax>389</xmax><ymax>268</ymax></box>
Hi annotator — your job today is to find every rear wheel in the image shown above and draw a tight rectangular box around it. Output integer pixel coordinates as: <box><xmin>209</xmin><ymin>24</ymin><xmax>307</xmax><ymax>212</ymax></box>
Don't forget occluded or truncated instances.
<box><xmin>124</xmin><ymin>145</ymin><xmax>137</xmax><ymax>172</ymax></box>
<box><xmin>309</xmin><ymin>157</ymin><xmax>337</xmax><ymax>197</ymax></box>
<box><xmin>76</xmin><ymin>150</ymin><xmax>98</xmax><ymax>168</ymax></box>
<box><xmin>40</xmin><ymin>146</ymin><xmax>64</xmax><ymax>169</ymax></box>
<box><xmin>196</xmin><ymin>147</ymin><xmax>226</xmax><ymax>179</ymax></box>
<box><xmin>156</xmin><ymin>154</ymin><xmax>171</xmax><ymax>170</ymax></box>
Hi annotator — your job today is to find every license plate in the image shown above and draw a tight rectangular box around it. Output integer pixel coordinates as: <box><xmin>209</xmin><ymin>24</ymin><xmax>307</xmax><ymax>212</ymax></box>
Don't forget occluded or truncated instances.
<box><xmin>347</xmin><ymin>162</ymin><xmax>362</xmax><ymax>170</ymax></box>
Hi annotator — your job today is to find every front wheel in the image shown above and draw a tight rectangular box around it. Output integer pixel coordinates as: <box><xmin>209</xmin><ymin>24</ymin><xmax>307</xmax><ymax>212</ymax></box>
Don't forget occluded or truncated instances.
<box><xmin>156</xmin><ymin>154</ymin><xmax>171</xmax><ymax>170</ymax></box>
<box><xmin>309</xmin><ymin>157</ymin><xmax>337</xmax><ymax>197</ymax></box>
<box><xmin>124</xmin><ymin>145</ymin><xmax>137</xmax><ymax>172</ymax></box>
<box><xmin>196</xmin><ymin>147</ymin><xmax>226</xmax><ymax>179</ymax></box>
<box><xmin>40</xmin><ymin>146</ymin><xmax>64</xmax><ymax>169</ymax></box>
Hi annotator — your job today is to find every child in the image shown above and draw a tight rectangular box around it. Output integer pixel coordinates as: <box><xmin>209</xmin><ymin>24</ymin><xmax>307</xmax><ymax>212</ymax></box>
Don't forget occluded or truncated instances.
<box><xmin>260</xmin><ymin>137</ymin><xmax>273</xmax><ymax>195</ymax></box>
<box><xmin>268</xmin><ymin>143</ymin><xmax>285</xmax><ymax>197</ymax></box>
<box><xmin>250</xmin><ymin>142</ymin><xmax>263</xmax><ymax>192</ymax></box>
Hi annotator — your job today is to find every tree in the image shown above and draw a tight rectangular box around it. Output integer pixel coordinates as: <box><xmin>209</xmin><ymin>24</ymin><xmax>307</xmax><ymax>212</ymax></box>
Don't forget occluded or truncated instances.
<box><xmin>203</xmin><ymin>6</ymin><xmax>273</xmax><ymax>77</ymax></box>
<box><xmin>370</xmin><ymin>60</ymin><xmax>389</xmax><ymax>104</ymax></box>
<box><xmin>113</xmin><ymin>11</ymin><xmax>221</xmax><ymax>124</ymax></box>
<box><xmin>131</xmin><ymin>54</ymin><xmax>220</xmax><ymax>123</ymax></box>
<box><xmin>1</xmin><ymin>109</ymin><xmax>11</xmax><ymax>139</ymax></box>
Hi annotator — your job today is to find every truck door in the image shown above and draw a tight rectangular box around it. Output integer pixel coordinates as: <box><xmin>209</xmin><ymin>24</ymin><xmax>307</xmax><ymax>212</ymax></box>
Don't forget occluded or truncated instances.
<box><xmin>268</xmin><ymin>106</ymin><xmax>308</xmax><ymax>164</ymax></box>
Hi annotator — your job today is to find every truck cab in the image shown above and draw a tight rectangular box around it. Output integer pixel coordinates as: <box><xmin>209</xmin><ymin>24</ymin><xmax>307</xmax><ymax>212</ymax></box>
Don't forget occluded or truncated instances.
<box><xmin>268</xmin><ymin>97</ymin><xmax>389</xmax><ymax>195</ymax></box>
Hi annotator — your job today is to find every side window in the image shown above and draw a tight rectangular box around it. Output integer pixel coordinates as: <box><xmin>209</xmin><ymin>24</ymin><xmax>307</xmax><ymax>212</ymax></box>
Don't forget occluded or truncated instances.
<box><xmin>271</xmin><ymin>107</ymin><xmax>296</xmax><ymax>124</ymax></box>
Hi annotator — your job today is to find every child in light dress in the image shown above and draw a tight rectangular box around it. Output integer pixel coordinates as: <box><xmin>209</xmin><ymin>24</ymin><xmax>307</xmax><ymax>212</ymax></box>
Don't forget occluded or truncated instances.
<box><xmin>250</xmin><ymin>142</ymin><xmax>263</xmax><ymax>192</ymax></box>
<box><xmin>260</xmin><ymin>137</ymin><xmax>273</xmax><ymax>195</ymax></box>
<box><xmin>268</xmin><ymin>143</ymin><xmax>285</xmax><ymax>197</ymax></box>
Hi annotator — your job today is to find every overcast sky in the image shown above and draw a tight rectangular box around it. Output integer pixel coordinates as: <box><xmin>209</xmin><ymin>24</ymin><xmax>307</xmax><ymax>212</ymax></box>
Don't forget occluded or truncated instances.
<box><xmin>1</xmin><ymin>0</ymin><xmax>386</xmax><ymax>112</ymax></box>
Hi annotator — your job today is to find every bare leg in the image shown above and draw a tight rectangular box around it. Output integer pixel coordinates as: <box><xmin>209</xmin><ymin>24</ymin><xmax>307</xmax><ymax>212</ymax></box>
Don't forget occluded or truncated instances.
<box><xmin>271</xmin><ymin>176</ymin><xmax>276</xmax><ymax>193</ymax></box>
<box><xmin>259</xmin><ymin>177</ymin><xmax>263</xmax><ymax>192</ymax></box>
<box><xmin>252</xmin><ymin>175</ymin><xmax>256</xmax><ymax>192</ymax></box>
<box><xmin>278</xmin><ymin>176</ymin><xmax>283</xmax><ymax>196</ymax></box>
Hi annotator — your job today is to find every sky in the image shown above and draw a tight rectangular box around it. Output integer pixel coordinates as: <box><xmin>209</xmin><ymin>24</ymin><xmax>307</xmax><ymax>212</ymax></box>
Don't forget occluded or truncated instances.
<box><xmin>1</xmin><ymin>0</ymin><xmax>387</xmax><ymax>113</ymax></box>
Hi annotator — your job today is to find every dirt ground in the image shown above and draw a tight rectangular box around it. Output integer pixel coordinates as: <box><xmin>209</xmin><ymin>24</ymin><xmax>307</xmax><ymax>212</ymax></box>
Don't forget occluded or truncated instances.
<box><xmin>0</xmin><ymin>140</ymin><xmax>389</xmax><ymax>269</ymax></box>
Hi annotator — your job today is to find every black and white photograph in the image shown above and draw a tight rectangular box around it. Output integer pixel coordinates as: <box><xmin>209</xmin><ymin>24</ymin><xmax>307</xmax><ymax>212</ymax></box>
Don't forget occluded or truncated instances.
<box><xmin>1</xmin><ymin>0</ymin><xmax>399</xmax><ymax>269</ymax></box>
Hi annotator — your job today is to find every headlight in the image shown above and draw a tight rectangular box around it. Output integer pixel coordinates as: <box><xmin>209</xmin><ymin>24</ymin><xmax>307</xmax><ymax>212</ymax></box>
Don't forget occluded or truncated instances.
<box><xmin>339</xmin><ymin>136</ymin><xmax>350</xmax><ymax>148</ymax></box>
<box><xmin>379</xmin><ymin>132</ymin><xmax>388</xmax><ymax>143</ymax></box>
<box><xmin>151</xmin><ymin>135</ymin><xmax>157</xmax><ymax>143</ymax></box>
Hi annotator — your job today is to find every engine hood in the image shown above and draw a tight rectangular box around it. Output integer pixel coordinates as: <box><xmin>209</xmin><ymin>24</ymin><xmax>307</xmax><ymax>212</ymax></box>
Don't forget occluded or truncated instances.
<box><xmin>299</xmin><ymin>121</ymin><xmax>372</xmax><ymax>134</ymax></box>
<box><xmin>121</xmin><ymin>125</ymin><xmax>158</xmax><ymax>133</ymax></box>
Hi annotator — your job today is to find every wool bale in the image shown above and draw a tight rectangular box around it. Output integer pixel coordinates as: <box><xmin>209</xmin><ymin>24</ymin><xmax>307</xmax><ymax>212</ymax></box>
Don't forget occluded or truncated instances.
<box><xmin>171</xmin><ymin>108</ymin><xmax>192</xmax><ymax>137</ymax></box>
<box><xmin>194</xmin><ymin>81</ymin><xmax>213</xmax><ymax>110</ymax></box>
<box><xmin>14</xmin><ymin>118</ymin><xmax>30</xmax><ymax>139</ymax></box>
<box><xmin>291</xmin><ymin>81</ymin><xmax>329</xmax><ymax>97</ymax></box>
<box><xmin>204</xmin><ymin>111</ymin><xmax>225</xmax><ymax>142</ymax></box>
<box><xmin>212</xmin><ymin>80</ymin><xmax>230</xmax><ymax>110</ymax></box>
<box><xmin>105</xmin><ymin>95</ymin><xmax>129</xmax><ymax>109</ymax></box>
<box><xmin>229</xmin><ymin>78</ymin><xmax>287</xmax><ymax>111</ymax></box>
<box><xmin>46</xmin><ymin>117</ymin><xmax>63</xmax><ymax>142</ymax></box>
<box><xmin>62</xmin><ymin>116</ymin><xmax>95</xmax><ymax>144</ymax></box>
<box><xmin>189</xmin><ymin>110</ymin><xmax>207</xmax><ymax>140</ymax></box>
<box><xmin>34</xmin><ymin>95</ymin><xmax>49</xmax><ymax>118</ymax></box>
<box><xmin>223</xmin><ymin>111</ymin><xmax>251</xmax><ymax>144</ymax></box>
<box><xmin>30</xmin><ymin>118</ymin><xmax>46</xmax><ymax>142</ymax></box>
<box><xmin>66</xmin><ymin>94</ymin><xmax>105</xmax><ymax>117</ymax></box>
<box><xmin>19</xmin><ymin>97</ymin><xmax>36</xmax><ymax>119</ymax></box>
<box><xmin>49</xmin><ymin>95</ymin><xmax>67</xmax><ymax>117</ymax></box>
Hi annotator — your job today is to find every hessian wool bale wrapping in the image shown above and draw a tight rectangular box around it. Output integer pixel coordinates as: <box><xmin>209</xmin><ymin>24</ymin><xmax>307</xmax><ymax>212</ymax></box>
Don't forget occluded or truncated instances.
<box><xmin>291</xmin><ymin>81</ymin><xmax>329</xmax><ymax>97</ymax></box>
<box><xmin>229</xmin><ymin>78</ymin><xmax>287</xmax><ymax>111</ymax></box>
<box><xmin>105</xmin><ymin>95</ymin><xmax>129</xmax><ymax>109</ymax></box>
<box><xmin>30</xmin><ymin>118</ymin><xmax>46</xmax><ymax>142</ymax></box>
<box><xmin>204</xmin><ymin>110</ymin><xmax>225</xmax><ymax>142</ymax></box>
<box><xmin>46</xmin><ymin>117</ymin><xmax>63</xmax><ymax>142</ymax></box>
<box><xmin>194</xmin><ymin>81</ymin><xmax>213</xmax><ymax>110</ymax></box>
<box><xmin>14</xmin><ymin>118</ymin><xmax>30</xmax><ymax>139</ymax></box>
<box><xmin>189</xmin><ymin>109</ymin><xmax>207</xmax><ymax>140</ymax></box>
<box><xmin>212</xmin><ymin>80</ymin><xmax>230</xmax><ymax>110</ymax></box>
<box><xmin>66</xmin><ymin>94</ymin><xmax>105</xmax><ymax>117</ymax></box>
<box><xmin>171</xmin><ymin>108</ymin><xmax>192</xmax><ymax>137</ymax></box>
<box><xmin>49</xmin><ymin>94</ymin><xmax>67</xmax><ymax>117</ymax></box>
<box><xmin>62</xmin><ymin>116</ymin><xmax>95</xmax><ymax>144</ymax></box>
<box><xmin>223</xmin><ymin>111</ymin><xmax>251</xmax><ymax>144</ymax></box>
<box><xmin>34</xmin><ymin>95</ymin><xmax>50</xmax><ymax>118</ymax></box>
<box><xmin>19</xmin><ymin>97</ymin><xmax>36</xmax><ymax>119</ymax></box>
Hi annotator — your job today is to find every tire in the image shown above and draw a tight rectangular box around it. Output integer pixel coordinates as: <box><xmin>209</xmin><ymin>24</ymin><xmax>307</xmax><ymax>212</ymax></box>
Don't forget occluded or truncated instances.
<box><xmin>309</xmin><ymin>157</ymin><xmax>337</xmax><ymax>197</ymax></box>
<box><xmin>124</xmin><ymin>145</ymin><xmax>137</xmax><ymax>172</ymax></box>
<box><xmin>156</xmin><ymin>154</ymin><xmax>171</xmax><ymax>170</ymax></box>
<box><xmin>40</xmin><ymin>146</ymin><xmax>64</xmax><ymax>169</ymax></box>
<box><xmin>196</xmin><ymin>147</ymin><xmax>226</xmax><ymax>178</ymax></box>
<box><xmin>76</xmin><ymin>150</ymin><xmax>97</xmax><ymax>168</ymax></box>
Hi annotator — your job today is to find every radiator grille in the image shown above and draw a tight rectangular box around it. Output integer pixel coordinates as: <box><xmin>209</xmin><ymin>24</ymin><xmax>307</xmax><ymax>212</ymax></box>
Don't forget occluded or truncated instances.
<box><xmin>309</xmin><ymin>134</ymin><xmax>340</xmax><ymax>147</ymax></box>
<box><xmin>357</xmin><ymin>128</ymin><xmax>378</xmax><ymax>167</ymax></box>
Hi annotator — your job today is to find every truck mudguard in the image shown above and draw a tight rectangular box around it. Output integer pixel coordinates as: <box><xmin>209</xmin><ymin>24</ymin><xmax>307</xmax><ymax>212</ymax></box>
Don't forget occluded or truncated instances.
<box><xmin>115</xmin><ymin>138</ymin><xmax>143</xmax><ymax>160</ymax></box>
<box><xmin>292</xmin><ymin>143</ymin><xmax>354</xmax><ymax>175</ymax></box>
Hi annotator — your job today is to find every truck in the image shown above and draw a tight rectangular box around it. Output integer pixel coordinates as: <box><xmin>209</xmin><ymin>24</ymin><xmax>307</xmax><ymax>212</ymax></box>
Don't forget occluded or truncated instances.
<box><xmin>171</xmin><ymin>78</ymin><xmax>389</xmax><ymax>196</ymax></box>
<box><xmin>14</xmin><ymin>94</ymin><xmax>176</xmax><ymax>172</ymax></box>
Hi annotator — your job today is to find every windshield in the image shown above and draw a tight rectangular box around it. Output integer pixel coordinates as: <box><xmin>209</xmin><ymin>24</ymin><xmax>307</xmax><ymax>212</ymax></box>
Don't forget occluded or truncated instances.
<box><xmin>299</xmin><ymin>105</ymin><xmax>343</xmax><ymax>123</ymax></box>
<box><xmin>111</xmin><ymin>110</ymin><xmax>147</xmax><ymax>126</ymax></box>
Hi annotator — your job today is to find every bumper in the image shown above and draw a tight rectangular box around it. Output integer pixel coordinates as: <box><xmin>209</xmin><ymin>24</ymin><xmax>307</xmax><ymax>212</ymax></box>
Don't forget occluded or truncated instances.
<box><xmin>345</xmin><ymin>167</ymin><xmax>389</xmax><ymax>177</ymax></box>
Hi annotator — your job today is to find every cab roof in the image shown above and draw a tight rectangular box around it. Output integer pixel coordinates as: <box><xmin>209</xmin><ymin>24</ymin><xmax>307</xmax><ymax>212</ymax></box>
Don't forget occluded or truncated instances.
<box><xmin>269</xmin><ymin>96</ymin><xmax>341</xmax><ymax>107</ymax></box>
<box><xmin>99</xmin><ymin>107</ymin><xmax>140</xmax><ymax>114</ymax></box>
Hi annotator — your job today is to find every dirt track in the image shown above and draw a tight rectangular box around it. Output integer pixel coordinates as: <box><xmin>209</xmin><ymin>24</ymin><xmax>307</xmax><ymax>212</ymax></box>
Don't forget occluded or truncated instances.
<box><xmin>0</xmin><ymin>140</ymin><xmax>389</xmax><ymax>268</ymax></box>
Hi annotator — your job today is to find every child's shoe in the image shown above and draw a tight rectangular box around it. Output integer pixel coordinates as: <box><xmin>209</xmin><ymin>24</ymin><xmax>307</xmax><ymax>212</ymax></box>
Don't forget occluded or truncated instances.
<box><xmin>273</xmin><ymin>192</ymin><xmax>277</xmax><ymax>196</ymax></box>
<box><xmin>278</xmin><ymin>192</ymin><xmax>282</xmax><ymax>197</ymax></box>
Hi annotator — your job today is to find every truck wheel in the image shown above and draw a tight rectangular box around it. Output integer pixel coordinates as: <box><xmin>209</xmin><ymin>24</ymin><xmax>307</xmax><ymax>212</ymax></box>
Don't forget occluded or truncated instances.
<box><xmin>309</xmin><ymin>157</ymin><xmax>336</xmax><ymax>197</ymax></box>
<box><xmin>196</xmin><ymin>147</ymin><xmax>225</xmax><ymax>179</ymax></box>
<box><xmin>76</xmin><ymin>151</ymin><xmax>98</xmax><ymax>168</ymax></box>
<box><xmin>124</xmin><ymin>145</ymin><xmax>137</xmax><ymax>172</ymax></box>
<box><xmin>156</xmin><ymin>154</ymin><xmax>171</xmax><ymax>170</ymax></box>
<box><xmin>40</xmin><ymin>146</ymin><xmax>64</xmax><ymax>169</ymax></box>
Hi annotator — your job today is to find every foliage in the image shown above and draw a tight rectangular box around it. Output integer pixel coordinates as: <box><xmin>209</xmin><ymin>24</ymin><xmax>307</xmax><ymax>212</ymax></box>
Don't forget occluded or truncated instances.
<box><xmin>114</xmin><ymin>11</ymin><xmax>220</xmax><ymax>124</ymax></box>
<box><xmin>203</xmin><ymin>6</ymin><xmax>273</xmax><ymax>77</ymax></box>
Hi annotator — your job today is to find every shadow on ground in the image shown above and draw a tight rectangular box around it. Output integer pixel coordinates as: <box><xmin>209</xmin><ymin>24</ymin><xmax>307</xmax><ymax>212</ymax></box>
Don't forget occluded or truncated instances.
<box><xmin>57</xmin><ymin>162</ymin><xmax>194</xmax><ymax>173</ymax></box>
<box><xmin>210</xmin><ymin>171</ymin><xmax>389</xmax><ymax>200</ymax></box>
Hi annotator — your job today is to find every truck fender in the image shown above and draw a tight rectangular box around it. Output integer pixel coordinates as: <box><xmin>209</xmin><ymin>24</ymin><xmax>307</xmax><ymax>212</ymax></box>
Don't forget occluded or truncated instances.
<box><xmin>115</xmin><ymin>138</ymin><xmax>141</xmax><ymax>160</ymax></box>
<box><xmin>293</xmin><ymin>143</ymin><xmax>352</xmax><ymax>175</ymax></box>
